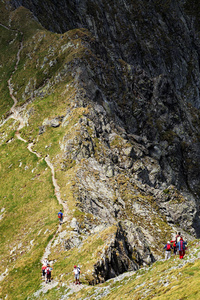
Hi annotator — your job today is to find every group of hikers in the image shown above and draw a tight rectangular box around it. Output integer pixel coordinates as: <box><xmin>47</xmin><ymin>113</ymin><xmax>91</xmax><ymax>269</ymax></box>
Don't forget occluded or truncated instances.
<box><xmin>40</xmin><ymin>210</ymin><xmax>64</xmax><ymax>283</ymax></box>
<box><xmin>40</xmin><ymin>210</ymin><xmax>81</xmax><ymax>285</ymax></box>
<box><xmin>42</xmin><ymin>212</ymin><xmax>187</xmax><ymax>284</ymax></box>
<box><xmin>163</xmin><ymin>232</ymin><xmax>187</xmax><ymax>260</ymax></box>
<box><xmin>41</xmin><ymin>257</ymin><xmax>81</xmax><ymax>285</ymax></box>
<box><xmin>41</xmin><ymin>258</ymin><xmax>53</xmax><ymax>283</ymax></box>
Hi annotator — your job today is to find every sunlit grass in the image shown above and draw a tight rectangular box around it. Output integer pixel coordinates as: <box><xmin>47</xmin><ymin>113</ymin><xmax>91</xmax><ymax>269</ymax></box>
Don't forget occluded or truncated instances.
<box><xmin>0</xmin><ymin>137</ymin><xmax>60</xmax><ymax>299</ymax></box>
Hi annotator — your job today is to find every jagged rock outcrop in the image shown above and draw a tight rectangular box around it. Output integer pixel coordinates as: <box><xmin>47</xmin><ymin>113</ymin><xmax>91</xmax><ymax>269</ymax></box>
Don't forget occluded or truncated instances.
<box><xmin>58</xmin><ymin>54</ymin><xmax>200</xmax><ymax>236</ymax></box>
<box><xmin>90</xmin><ymin>222</ymin><xmax>155</xmax><ymax>284</ymax></box>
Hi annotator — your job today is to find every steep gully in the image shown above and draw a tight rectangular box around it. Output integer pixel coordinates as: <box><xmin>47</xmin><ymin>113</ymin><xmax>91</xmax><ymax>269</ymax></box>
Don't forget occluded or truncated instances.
<box><xmin>0</xmin><ymin>24</ymin><xmax>69</xmax><ymax>274</ymax></box>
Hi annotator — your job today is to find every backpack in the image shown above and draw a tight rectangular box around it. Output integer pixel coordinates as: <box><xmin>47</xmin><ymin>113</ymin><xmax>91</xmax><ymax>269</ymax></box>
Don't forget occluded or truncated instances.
<box><xmin>58</xmin><ymin>213</ymin><xmax>61</xmax><ymax>219</ymax></box>
<box><xmin>180</xmin><ymin>240</ymin><xmax>183</xmax><ymax>251</ymax></box>
<box><xmin>46</xmin><ymin>268</ymin><xmax>50</xmax><ymax>275</ymax></box>
<box><xmin>166</xmin><ymin>244</ymin><xmax>171</xmax><ymax>250</ymax></box>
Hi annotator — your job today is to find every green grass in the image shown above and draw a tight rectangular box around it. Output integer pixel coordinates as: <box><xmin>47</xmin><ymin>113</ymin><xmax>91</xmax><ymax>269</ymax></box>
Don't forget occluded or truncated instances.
<box><xmin>10</xmin><ymin>6</ymin><xmax>43</xmax><ymax>40</ymax></box>
<box><xmin>0</xmin><ymin>2</ymin><xmax>10</xmax><ymax>26</ymax></box>
<box><xmin>28</xmin><ymin>226</ymin><xmax>118</xmax><ymax>299</ymax></box>
<box><xmin>0</xmin><ymin>137</ymin><xmax>60</xmax><ymax>299</ymax></box>
<box><xmin>49</xmin><ymin>225</ymin><xmax>117</xmax><ymax>279</ymax></box>
<box><xmin>77</xmin><ymin>244</ymin><xmax>200</xmax><ymax>300</ymax></box>
<box><xmin>0</xmin><ymin>26</ymin><xmax>21</xmax><ymax>118</ymax></box>
<box><xmin>35</xmin><ymin>241</ymin><xmax>200</xmax><ymax>300</ymax></box>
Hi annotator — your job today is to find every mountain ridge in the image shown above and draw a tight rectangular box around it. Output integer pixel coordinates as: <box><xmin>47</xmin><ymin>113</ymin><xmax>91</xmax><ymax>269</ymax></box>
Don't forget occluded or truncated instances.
<box><xmin>9</xmin><ymin>0</ymin><xmax>200</xmax><ymax>108</ymax></box>
<box><xmin>1</xmin><ymin>1</ymin><xmax>200</xmax><ymax>299</ymax></box>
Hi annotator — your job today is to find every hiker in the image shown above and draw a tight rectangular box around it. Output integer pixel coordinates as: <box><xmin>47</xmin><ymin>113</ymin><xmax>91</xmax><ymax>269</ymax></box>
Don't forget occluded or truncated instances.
<box><xmin>43</xmin><ymin>258</ymin><xmax>49</xmax><ymax>266</ymax></box>
<box><xmin>163</xmin><ymin>241</ymin><xmax>172</xmax><ymax>260</ymax></box>
<box><xmin>73</xmin><ymin>265</ymin><xmax>80</xmax><ymax>285</ymax></box>
<box><xmin>77</xmin><ymin>265</ymin><xmax>81</xmax><ymax>281</ymax></box>
<box><xmin>175</xmin><ymin>232</ymin><xmax>181</xmax><ymax>243</ymax></box>
<box><xmin>42</xmin><ymin>264</ymin><xmax>46</xmax><ymax>278</ymax></box>
<box><xmin>176</xmin><ymin>237</ymin><xmax>187</xmax><ymax>259</ymax></box>
<box><xmin>172</xmin><ymin>240</ymin><xmax>177</xmax><ymax>256</ymax></box>
<box><xmin>170</xmin><ymin>239</ymin><xmax>177</xmax><ymax>256</ymax></box>
<box><xmin>45</xmin><ymin>264</ymin><xmax>52</xmax><ymax>283</ymax></box>
<box><xmin>58</xmin><ymin>209</ymin><xmax>63</xmax><ymax>225</ymax></box>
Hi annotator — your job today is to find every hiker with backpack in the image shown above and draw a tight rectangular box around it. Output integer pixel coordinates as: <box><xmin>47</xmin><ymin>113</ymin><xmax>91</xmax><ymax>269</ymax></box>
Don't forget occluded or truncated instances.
<box><xmin>163</xmin><ymin>241</ymin><xmax>172</xmax><ymax>260</ymax></box>
<box><xmin>172</xmin><ymin>240</ymin><xmax>177</xmax><ymax>256</ymax></box>
<box><xmin>42</xmin><ymin>264</ymin><xmax>46</xmax><ymax>278</ymax></box>
<box><xmin>73</xmin><ymin>265</ymin><xmax>80</xmax><ymax>285</ymax></box>
<box><xmin>45</xmin><ymin>264</ymin><xmax>52</xmax><ymax>283</ymax></box>
<box><xmin>58</xmin><ymin>209</ymin><xmax>63</xmax><ymax>225</ymax></box>
<box><xmin>170</xmin><ymin>239</ymin><xmax>177</xmax><ymax>256</ymax></box>
<box><xmin>176</xmin><ymin>237</ymin><xmax>187</xmax><ymax>259</ymax></box>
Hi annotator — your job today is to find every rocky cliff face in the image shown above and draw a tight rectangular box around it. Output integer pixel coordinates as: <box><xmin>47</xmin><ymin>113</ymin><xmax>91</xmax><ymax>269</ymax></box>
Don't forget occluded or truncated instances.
<box><xmin>10</xmin><ymin>0</ymin><xmax>200</xmax><ymax>108</ymax></box>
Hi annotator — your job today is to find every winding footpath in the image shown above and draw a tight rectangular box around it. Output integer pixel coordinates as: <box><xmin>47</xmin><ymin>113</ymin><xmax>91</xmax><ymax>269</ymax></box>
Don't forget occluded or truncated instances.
<box><xmin>1</xmin><ymin>23</ymin><xmax>67</xmax><ymax>220</ymax></box>
<box><xmin>45</xmin><ymin>155</ymin><xmax>69</xmax><ymax>220</ymax></box>
<box><xmin>3</xmin><ymin>26</ymin><xmax>68</xmax><ymax>218</ymax></box>
<box><xmin>1</xmin><ymin>24</ymin><xmax>73</xmax><ymax>294</ymax></box>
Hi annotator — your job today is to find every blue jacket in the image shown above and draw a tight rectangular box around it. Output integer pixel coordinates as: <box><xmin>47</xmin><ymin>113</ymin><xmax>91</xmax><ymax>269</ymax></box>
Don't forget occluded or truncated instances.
<box><xmin>58</xmin><ymin>212</ymin><xmax>63</xmax><ymax>218</ymax></box>
<box><xmin>176</xmin><ymin>240</ymin><xmax>187</xmax><ymax>251</ymax></box>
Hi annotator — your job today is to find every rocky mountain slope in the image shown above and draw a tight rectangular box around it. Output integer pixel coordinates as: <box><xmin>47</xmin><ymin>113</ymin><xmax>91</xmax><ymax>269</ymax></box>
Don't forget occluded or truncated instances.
<box><xmin>0</xmin><ymin>0</ymin><xmax>200</xmax><ymax>299</ymax></box>
<box><xmin>10</xmin><ymin>0</ymin><xmax>200</xmax><ymax>108</ymax></box>
<box><xmin>65</xmin><ymin>240</ymin><xmax>200</xmax><ymax>300</ymax></box>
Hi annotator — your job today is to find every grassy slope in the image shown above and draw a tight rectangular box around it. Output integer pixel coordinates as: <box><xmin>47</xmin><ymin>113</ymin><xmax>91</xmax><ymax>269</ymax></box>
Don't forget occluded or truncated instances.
<box><xmin>98</xmin><ymin>241</ymin><xmax>200</xmax><ymax>300</ymax></box>
<box><xmin>0</xmin><ymin>25</ymin><xmax>20</xmax><ymax>118</ymax></box>
<box><xmin>0</xmin><ymin>5</ymin><xmax>61</xmax><ymax>300</ymax></box>
<box><xmin>67</xmin><ymin>241</ymin><xmax>200</xmax><ymax>300</ymax></box>
<box><xmin>0</xmin><ymin>127</ymin><xmax>60</xmax><ymax>299</ymax></box>
<box><xmin>26</xmin><ymin>241</ymin><xmax>200</xmax><ymax>300</ymax></box>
